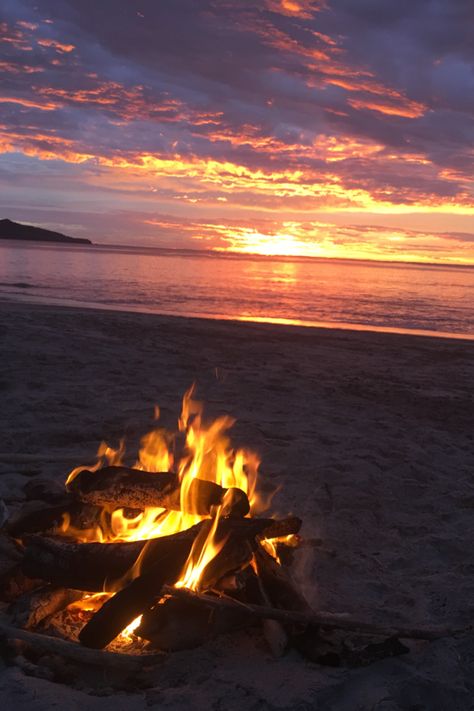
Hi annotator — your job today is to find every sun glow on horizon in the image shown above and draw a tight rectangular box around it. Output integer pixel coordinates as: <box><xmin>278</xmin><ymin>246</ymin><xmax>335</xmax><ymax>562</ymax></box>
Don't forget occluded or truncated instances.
<box><xmin>214</xmin><ymin>230</ymin><xmax>325</xmax><ymax>258</ymax></box>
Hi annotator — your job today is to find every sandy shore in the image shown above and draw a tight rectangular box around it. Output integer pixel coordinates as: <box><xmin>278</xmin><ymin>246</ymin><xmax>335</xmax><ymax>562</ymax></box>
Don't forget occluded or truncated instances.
<box><xmin>0</xmin><ymin>301</ymin><xmax>473</xmax><ymax>709</ymax></box>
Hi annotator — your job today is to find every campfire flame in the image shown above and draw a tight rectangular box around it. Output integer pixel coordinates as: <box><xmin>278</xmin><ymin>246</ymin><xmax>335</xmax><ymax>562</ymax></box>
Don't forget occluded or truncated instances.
<box><xmin>61</xmin><ymin>386</ymin><xmax>276</xmax><ymax>643</ymax></box>
<box><xmin>64</xmin><ymin>385</ymin><xmax>262</xmax><ymax>547</ymax></box>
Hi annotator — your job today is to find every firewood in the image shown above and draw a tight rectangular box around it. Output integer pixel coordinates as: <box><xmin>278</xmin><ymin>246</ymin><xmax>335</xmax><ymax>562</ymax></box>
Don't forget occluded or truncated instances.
<box><xmin>162</xmin><ymin>586</ymin><xmax>467</xmax><ymax>641</ymax></box>
<box><xmin>22</xmin><ymin>535</ymin><xmax>145</xmax><ymax>592</ymax></box>
<box><xmin>22</xmin><ymin>521</ymin><xmax>217</xmax><ymax>592</ymax></box>
<box><xmin>5</xmin><ymin>499</ymin><xmax>101</xmax><ymax>538</ymax></box>
<box><xmin>78</xmin><ymin>516</ymin><xmax>300</xmax><ymax>649</ymax></box>
<box><xmin>0</xmin><ymin>618</ymin><xmax>162</xmax><ymax>669</ymax></box>
<box><xmin>252</xmin><ymin>557</ymin><xmax>288</xmax><ymax>657</ymax></box>
<box><xmin>79</xmin><ymin>536</ymin><xmax>194</xmax><ymax>649</ymax></box>
<box><xmin>67</xmin><ymin>466</ymin><xmax>250</xmax><ymax>516</ymax></box>
<box><xmin>137</xmin><ymin>595</ymin><xmax>252</xmax><ymax>651</ymax></box>
<box><xmin>200</xmin><ymin>537</ymin><xmax>253</xmax><ymax>591</ymax></box>
<box><xmin>10</xmin><ymin>587</ymin><xmax>83</xmax><ymax>629</ymax></box>
<box><xmin>23</xmin><ymin>516</ymin><xmax>301</xmax><ymax>591</ymax></box>
<box><xmin>254</xmin><ymin>543</ymin><xmax>310</xmax><ymax>613</ymax></box>
<box><xmin>138</xmin><ymin>596</ymin><xmax>213</xmax><ymax>651</ymax></box>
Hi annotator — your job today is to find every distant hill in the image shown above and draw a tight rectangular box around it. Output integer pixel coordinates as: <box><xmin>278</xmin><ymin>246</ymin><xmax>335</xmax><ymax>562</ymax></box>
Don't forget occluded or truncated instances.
<box><xmin>0</xmin><ymin>219</ymin><xmax>92</xmax><ymax>245</ymax></box>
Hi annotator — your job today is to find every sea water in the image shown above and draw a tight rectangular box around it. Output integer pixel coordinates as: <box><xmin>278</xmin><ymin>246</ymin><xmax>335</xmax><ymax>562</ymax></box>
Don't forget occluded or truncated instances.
<box><xmin>0</xmin><ymin>240</ymin><xmax>472</xmax><ymax>339</ymax></box>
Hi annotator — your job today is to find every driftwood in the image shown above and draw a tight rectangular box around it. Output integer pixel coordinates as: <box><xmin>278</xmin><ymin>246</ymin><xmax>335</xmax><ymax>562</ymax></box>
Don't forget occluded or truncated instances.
<box><xmin>251</xmin><ymin>557</ymin><xmax>288</xmax><ymax>657</ymax></box>
<box><xmin>67</xmin><ymin>466</ymin><xmax>250</xmax><ymax>517</ymax></box>
<box><xmin>79</xmin><ymin>535</ymin><xmax>194</xmax><ymax>648</ymax></box>
<box><xmin>22</xmin><ymin>535</ymin><xmax>146</xmax><ymax>592</ymax></box>
<box><xmin>0</xmin><ymin>618</ymin><xmax>162</xmax><ymax>669</ymax></box>
<box><xmin>79</xmin><ymin>516</ymin><xmax>301</xmax><ymax>648</ymax></box>
<box><xmin>10</xmin><ymin>587</ymin><xmax>83</xmax><ymax>630</ymax></box>
<box><xmin>162</xmin><ymin>586</ymin><xmax>466</xmax><ymax>641</ymax></box>
<box><xmin>137</xmin><ymin>596</ymin><xmax>251</xmax><ymax>651</ymax></box>
<box><xmin>5</xmin><ymin>499</ymin><xmax>101</xmax><ymax>538</ymax></box>
<box><xmin>23</xmin><ymin>516</ymin><xmax>302</xmax><ymax>591</ymax></box>
<box><xmin>200</xmin><ymin>537</ymin><xmax>253</xmax><ymax>591</ymax></box>
<box><xmin>254</xmin><ymin>543</ymin><xmax>310</xmax><ymax>613</ymax></box>
<box><xmin>22</xmin><ymin>521</ymin><xmax>214</xmax><ymax>592</ymax></box>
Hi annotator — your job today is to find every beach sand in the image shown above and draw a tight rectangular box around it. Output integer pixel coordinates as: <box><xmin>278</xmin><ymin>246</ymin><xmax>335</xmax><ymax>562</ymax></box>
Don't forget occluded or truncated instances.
<box><xmin>0</xmin><ymin>301</ymin><xmax>473</xmax><ymax>709</ymax></box>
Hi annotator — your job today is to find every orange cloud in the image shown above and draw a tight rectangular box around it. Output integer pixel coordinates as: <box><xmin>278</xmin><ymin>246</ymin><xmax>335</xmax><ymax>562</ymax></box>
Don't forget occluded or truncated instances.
<box><xmin>347</xmin><ymin>97</ymin><xmax>426</xmax><ymax>119</ymax></box>
<box><xmin>37</xmin><ymin>38</ymin><xmax>75</xmax><ymax>53</ymax></box>
<box><xmin>0</xmin><ymin>22</ymin><xmax>33</xmax><ymax>51</ymax></box>
<box><xmin>143</xmin><ymin>216</ymin><xmax>474</xmax><ymax>264</ymax></box>
<box><xmin>0</xmin><ymin>61</ymin><xmax>43</xmax><ymax>74</ymax></box>
<box><xmin>17</xmin><ymin>21</ymin><xmax>38</xmax><ymax>31</ymax></box>
<box><xmin>265</xmin><ymin>0</ymin><xmax>326</xmax><ymax>19</ymax></box>
<box><xmin>0</xmin><ymin>96</ymin><xmax>59</xmax><ymax>110</ymax></box>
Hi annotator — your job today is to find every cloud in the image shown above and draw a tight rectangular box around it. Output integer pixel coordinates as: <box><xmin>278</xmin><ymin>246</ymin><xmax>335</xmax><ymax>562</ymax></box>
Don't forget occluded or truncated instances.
<box><xmin>0</xmin><ymin>0</ymin><xmax>473</xmax><ymax>261</ymax></box>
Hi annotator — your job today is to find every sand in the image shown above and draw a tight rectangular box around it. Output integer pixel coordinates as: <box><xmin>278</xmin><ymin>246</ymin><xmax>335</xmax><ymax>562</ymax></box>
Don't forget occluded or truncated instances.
<box><xmin>0</xmin><ymin>301</ymin><xmax>473</xmax><ymax>710</ymax></box>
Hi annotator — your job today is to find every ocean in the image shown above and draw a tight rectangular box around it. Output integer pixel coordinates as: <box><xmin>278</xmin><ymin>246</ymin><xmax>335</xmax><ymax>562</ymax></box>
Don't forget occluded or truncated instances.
<box><xmin>0</xmin><ymin>240</ymin><xmax>473</xmax><ymax>339</ymax></box>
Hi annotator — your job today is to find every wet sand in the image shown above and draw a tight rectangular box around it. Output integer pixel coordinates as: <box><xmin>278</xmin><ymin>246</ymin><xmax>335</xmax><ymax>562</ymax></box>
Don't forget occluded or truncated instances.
<box><xmin>0</xmin><ymin>301</ymin><xmax>473</xmax><ymax>709</ymax></box>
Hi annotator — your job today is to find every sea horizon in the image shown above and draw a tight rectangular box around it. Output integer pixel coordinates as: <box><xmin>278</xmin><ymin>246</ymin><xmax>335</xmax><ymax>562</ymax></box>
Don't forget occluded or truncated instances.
<box><xmin>1</xmin><ymin>239</ymin><xmax>472</xmax><ymax>341</ymax></box>
<box><xmin>2</xmin><ymin>236</ymin><xmax>473</xmax><ymax>271</ymax></box>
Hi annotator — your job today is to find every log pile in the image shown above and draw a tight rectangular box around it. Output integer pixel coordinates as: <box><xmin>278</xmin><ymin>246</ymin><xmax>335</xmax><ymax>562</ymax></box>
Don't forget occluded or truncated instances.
<box><xmin>0</xmin><ymin>465</ymin><xmax>465</xmax><ymax>676</ymax></box>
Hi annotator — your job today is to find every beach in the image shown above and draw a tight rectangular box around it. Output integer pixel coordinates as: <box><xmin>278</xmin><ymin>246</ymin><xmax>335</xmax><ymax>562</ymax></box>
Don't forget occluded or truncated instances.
<box><xmin>0</xmin><ymin>301</ymin><xmax>473</xmax><ymax>709</ymax></box>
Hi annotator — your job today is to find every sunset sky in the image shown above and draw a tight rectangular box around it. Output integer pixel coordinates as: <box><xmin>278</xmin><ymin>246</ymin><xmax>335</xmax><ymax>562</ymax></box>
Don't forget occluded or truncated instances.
<box><xmin>1</xmin><ymin>0</ymin><xmax>473</xmax><ymax>263</ymax></box>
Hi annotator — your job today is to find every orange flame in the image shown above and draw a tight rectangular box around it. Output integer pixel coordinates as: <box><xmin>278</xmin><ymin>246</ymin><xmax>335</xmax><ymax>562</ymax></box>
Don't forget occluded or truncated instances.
<box><xmin>62</xmin><ymin>386</ymin><xmax>270</xmax><ymax>587</ymax></box>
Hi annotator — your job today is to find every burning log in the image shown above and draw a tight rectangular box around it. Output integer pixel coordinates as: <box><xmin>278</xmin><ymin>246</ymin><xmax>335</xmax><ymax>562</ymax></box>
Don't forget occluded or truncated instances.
<box><xmin>200</xmin><ymin>537</ymin><xmax>253</xmax><ymax>591</ymax></box>
<box><xmin>10</xmin><ymin>587</ymin><xmax>83</xmax><ymax>630</ymax></box>
<box><xmin>21</xmin><ymin>524</ymin><xmax>203</xmax><ymax>591</ymax></box>
<box><xmin>4</xmin><ymin>499</ymin><xmax>101</xmax><ymax>538</ymax></box>
<box><xmin>78</xmin><ymin>537</ymin><xmax>193</xmax><ymax>648</ymax></box>
<box><xmin>254</xmin><ymin>543</ymin><xmax>310</xmax><ymax>613</ymax></box>
<box><xmin>67</xmin><ymin>466</ymin><xmax>250</xmax><ymax>517</ymax></box>
<box><xmin>23</xmin><ymin>517</ymin><xmax>301</xmax><ymax>592</ymax></box>
<box><xmin>78</xmin><ymin>516</ymin><xmax>301</xmax><ymax>648</ymax></box>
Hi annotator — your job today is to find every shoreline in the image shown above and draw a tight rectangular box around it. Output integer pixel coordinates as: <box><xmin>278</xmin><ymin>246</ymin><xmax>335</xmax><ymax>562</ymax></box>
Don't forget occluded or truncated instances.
<box><xmin>1</xmin><ymin>293</ymin><xmax>473</xmax><ymax>342</ymax></box>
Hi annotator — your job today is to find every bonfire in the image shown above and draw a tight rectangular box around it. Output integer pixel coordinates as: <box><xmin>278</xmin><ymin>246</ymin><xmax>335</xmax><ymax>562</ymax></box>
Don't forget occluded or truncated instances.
<box><xmin>0</xmin><ymin>387</ymin><xmax>459</xmax><ymax>683</ymax></box>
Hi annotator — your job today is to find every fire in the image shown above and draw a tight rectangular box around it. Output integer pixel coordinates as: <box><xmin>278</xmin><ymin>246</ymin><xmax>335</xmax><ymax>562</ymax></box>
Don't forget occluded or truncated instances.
<box><xmin>64</xmin><ymin>385</ymin><xmax>262</xmax><ymax>545</ymax></box>
<box><xmin>61</xmin><ymin>385</ymin><xmax>275</xmax><ymax>644</ymax></box>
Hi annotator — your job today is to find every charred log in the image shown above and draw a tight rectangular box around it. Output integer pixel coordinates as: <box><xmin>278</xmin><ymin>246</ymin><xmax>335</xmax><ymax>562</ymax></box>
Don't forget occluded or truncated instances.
<box><xmin>137</xmin><ymin>595</ymin><xmax>252</xmax><ymax>651</ymax></box>
<box><xmin>78</xmin><ymin>516</ymin><xmax>299</xmax><ymax>648</ymax></box>
<box><xmin>67</xmin><ymin>466</ymin><xmax>250</xmax><ymax>517</ymax></box>
<box><xmin>10</xmin><ymin>587</ymin><xmax>83</xmax><ymax>630</ymax></box>
<box><xmin>5</xmin><ymin>499</ymin><xmax>101</xmax><ymax>538</ymax></box>
<box><xmin>254</xmin><ymin>543</ymin><xmax>310</xmax><ymax>613</ymax></box>
<box><xmin>23</xmin><ymin>517</ymin><xmax>301</xmax><ymax>592</ymax></box>
<box><xmin>78</xmin><ymin>535</ymin><xmax>195</xmax><ymax>648</ymax></box>
<box><xmin>22</xmin><ymin>521</ymin><xmax>213</xmax><ymax>592</ymax></box>
<box><xmin>22</xmin><ymin>535</ymin><xmax>145</xmax><ymax>592</ymax></box>
<box><xmin>200</xmin><ymin>538</ymin><xmax>253</xmax><ymax>591</ymax></box>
